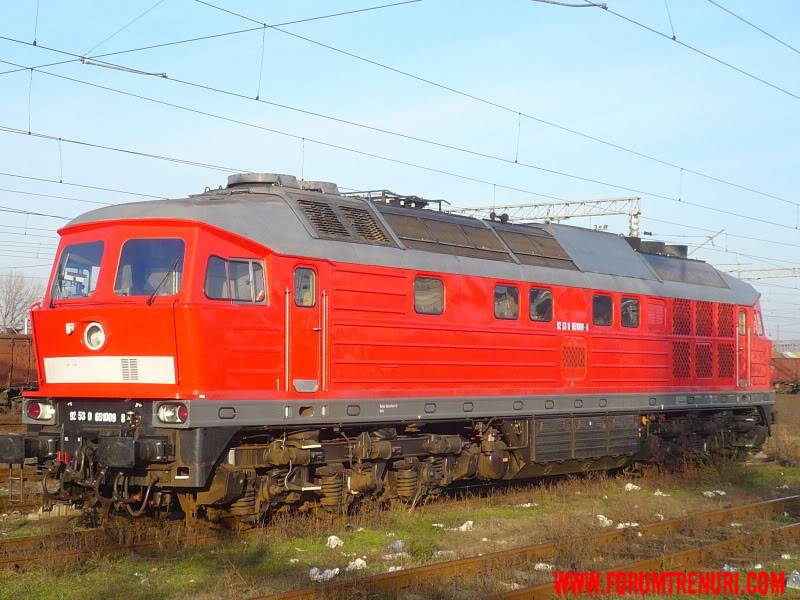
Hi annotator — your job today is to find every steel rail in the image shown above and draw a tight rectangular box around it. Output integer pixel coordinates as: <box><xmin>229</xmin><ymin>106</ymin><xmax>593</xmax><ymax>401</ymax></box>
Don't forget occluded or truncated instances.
<box><xmin>498</xmin><ymin>521</ymin><xmax>800</xmax><ymax>599</ymax></box>
<box><xmin>258</xmin><ymin>494</ymin><xmax>800</xmax><ymax>600</ymax></box>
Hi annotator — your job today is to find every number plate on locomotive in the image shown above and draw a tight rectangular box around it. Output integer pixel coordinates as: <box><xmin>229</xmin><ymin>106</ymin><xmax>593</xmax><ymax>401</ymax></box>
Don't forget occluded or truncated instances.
<box><xmin>67</xmin><ymin>410</ymin><xmax>127</xmax><ymax>424</ymax></box>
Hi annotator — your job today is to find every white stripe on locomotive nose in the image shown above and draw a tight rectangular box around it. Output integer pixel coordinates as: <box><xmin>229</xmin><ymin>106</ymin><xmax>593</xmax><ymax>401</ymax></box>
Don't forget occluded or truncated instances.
<box><xmin>43</xmin><ymin>356</ymin><xmax>176</xmax><ymax>384</ymax></box>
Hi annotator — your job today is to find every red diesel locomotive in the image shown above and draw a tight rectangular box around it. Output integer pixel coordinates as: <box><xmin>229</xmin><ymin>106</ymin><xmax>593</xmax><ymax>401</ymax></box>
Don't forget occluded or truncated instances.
<box><xmin>0</xmin><ymin>173</ymin><xmax>773</xmax><ymax>522</ymax></box>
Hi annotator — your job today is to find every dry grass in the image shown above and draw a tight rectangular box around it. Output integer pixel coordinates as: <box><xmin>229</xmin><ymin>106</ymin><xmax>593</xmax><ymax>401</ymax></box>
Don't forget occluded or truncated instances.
<box><xmin>764</xmin><ymin>425</ymin><xmax>800</xmax><ymax>466</ymax></box>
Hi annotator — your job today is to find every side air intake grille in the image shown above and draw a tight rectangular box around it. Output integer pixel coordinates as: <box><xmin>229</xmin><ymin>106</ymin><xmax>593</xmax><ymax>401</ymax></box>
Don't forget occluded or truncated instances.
<box><xmin>339</xmin><ymin>206</ymin><xmax>391</xmax><ymax>243</ymax></box>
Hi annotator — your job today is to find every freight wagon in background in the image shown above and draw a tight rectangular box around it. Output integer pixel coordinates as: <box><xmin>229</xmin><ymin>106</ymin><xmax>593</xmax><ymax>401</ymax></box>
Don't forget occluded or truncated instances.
<box><xmin>0</xmin><ymin>334</ymin><xmax>37</xmax><ymax>411</ymax></box>
<box><xmin>771</xmin><ymin>355</ymin><xmax>800</xmax><ymax>394</ymax></box>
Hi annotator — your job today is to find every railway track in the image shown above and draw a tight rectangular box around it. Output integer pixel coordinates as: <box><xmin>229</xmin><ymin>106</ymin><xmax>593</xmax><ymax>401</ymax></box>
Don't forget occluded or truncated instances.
<box><xmin>260</xmin><ymin>494</ymin><xmax>800</xmax><ymax>600</ymax></box>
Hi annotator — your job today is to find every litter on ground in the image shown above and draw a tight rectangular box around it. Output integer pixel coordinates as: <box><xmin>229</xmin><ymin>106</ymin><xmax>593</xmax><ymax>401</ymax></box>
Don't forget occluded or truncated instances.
<box><xmin>386</xmin><ymin>539</ymin><xmax>406</xmax><ymax>552</ymax></box>
<box><xmin>624</xmin><ymin>483</ymin><xmax>641</xmax><ymax>492</ymax></box>
<box><xmin>346</xmin><ymin>558</ymin><xmax>367</xmax><ymax>571</ymax></box>
<box><xmin>596</xmin><ymin>514</ymin><xmax>613</xmax><ymax>527</ymax></box>
<box><xmin>309</xmin><ymin>567</ymin><xmax>340</xmax><ymax>582</ymax></box>
<box><xmin>534</xmin><ymin>563</ymin><xmax>555</xmax><ymax>572</ymax></box>
<box><xmin>326</xmin><ymin>535</ymin><xmax>344</xmax><ymax>549</ymax></box>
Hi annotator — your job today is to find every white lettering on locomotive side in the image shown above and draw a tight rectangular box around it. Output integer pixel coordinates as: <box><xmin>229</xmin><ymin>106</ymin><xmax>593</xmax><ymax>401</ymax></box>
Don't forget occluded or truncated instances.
<box><xmin>556</xmin><ymin>321</ymin><xmax>589</xmax><ymax>332</ymax></box>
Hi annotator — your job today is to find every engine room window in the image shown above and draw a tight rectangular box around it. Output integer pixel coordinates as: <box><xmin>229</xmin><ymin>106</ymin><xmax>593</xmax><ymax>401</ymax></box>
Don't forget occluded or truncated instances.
<box><xmin>592</xmin><ymin>294</ymin><xmax>613</xmax><ymax>326</ymax></box>
<box><xmin>414</xmin><ymin>277</ymin><xmax>444</xmax><ymax>314</ymax></box>
<box><xmin>529</xmin><ymin>288</ymin><xmax>553</xmax><ymax>322</ymax></box>
<box><xmin>51</xmin><ymin>241</ymin><xmax>104</xmax><ymax>300</ymax></box>
<box><xmin>114</xmin><ymin>238</ymin><xmax>184</xmax><ymax>297</ymax></box>
<box><xmin>755</xmin><ymin>311</ymin><xmax>764</xmax><ymax>336</ymax></box>
<box><xmin>494</xmin><ymin>285</ymin><xmax>519</xmax><ymax>320</ymax></box>
<box><xmin>621</xmin><ymin>297</ymin><xmax>640</xmax><ymax>328</ymax></box>
<box><xmin>204</xmin><ymin>256</ymin><xmax>266</xmax><ymax>303</ymax></box>
<box><xmin>294</xmin><ymin>268</ymin><xmax>316</xmax><ymax>307</ymax></box>
<box><xmin>738</xmin><ymin>310</ymin><xmax>747</xmax><ymax>335</ymax></box>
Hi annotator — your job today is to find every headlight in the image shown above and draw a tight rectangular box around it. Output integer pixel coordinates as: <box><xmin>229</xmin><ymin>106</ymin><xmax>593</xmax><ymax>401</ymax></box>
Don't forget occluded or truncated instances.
<box><xmin>157</xmin><ymin>403</ymin><xmax>188</xmax><ymax>424</ymax></box>
<box><xmin>83</xmin><ymin>322</ymin><xmax>106</xmax><ymax>351</ymax></box>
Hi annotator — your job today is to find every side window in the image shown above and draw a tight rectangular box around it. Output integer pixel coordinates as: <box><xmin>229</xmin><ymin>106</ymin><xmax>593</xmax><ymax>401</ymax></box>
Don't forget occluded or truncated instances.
<box><xmin>621</xmin><ymin>297</ymin><xmax>640</xmax><ymax>328</ymax></box>
<box><xmin>592</xmin><ymin>294</ymin><xmax>613</xmax><ymax>326</ymax></box>
<box><xmin>494</xmin><ymin>284</ymin><xmax>519</xmax><ymax>320</ymax></box>
<box><xmin>229</xmin><ymin>261</ymin><xmax>252</xmax><ymax>302</ymax></box>
<box><xmin>529</xmin><ymin>288</ymin><xmax>553</xmax><ymax>322</ymax></box>
<box><xmin>738</xmin><ymin>310</ymin><xmax>747</xmax><ymax>335</ymax></box>
<box><xmin>205</xmin><ymin>256</ymin><xmax>229</xmax><ymax>300</ymax></box>
<box><xmin>414</xmin><ymin>277</ymin><xmax>444</xmax><ymax>315</ymax></box>
<box><xmin>294</xmin><ymin>268</ymin><xmax>316</xmax><ymax>307</ymax></box>
<box><xmin>755</xmin><ymin>311</ymin><xmax>764</xmax><ymax>336</ymax></box>
<box><xmin>205</xmin><ymin>257</ymin><xmax>266</xmax><ymax>303</ymax></box>
<box><xmin>253</xmin><ymin>263</ymin><xmax>266</xmax><ymax>303</ymax></box>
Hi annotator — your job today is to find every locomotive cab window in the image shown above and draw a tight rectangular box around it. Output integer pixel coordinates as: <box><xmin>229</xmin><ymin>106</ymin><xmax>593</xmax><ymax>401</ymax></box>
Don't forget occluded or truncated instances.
<box><xmin>414</xmin><ymin>277</ymin><xmax>444</xmax><ymax>315</ymax></box>
<box><xmin>114</xmin><ymin>238</ymin><xmax>185</xmax><ymax>297</ymax></box>
<box><xmin>529</xmin><ymin>288</ymin><xmax>553</xmax><ymax>322</ymax></box>
<box><xmin>592</xmin><ymin>294</ymin><xmax>613</xmax><ymax>326</ymax></box>
<box><xmin>755</xmin><ymin>311</ymin><xmax>764</xmax><ymax>336</ymax></box>
<box><xmin>294</xmin><ymin>268</ymin><xmax>316</xmax><ymax>307</ymax></box>
<box><xmin>51</xmin><ymin>241</ymin><xmax>104</xmax><ymax>300</ymax></box>
<box><xmin>204</xmin><ymin>256</ymin><xmax>266</xmax><ymax>303</ymax></box>
<box><xmin>494</xmin><ymin>285</ymin><xmax>519</xmax><ymax>320</ymax></box>
<box><xmin>738</xmin><ymin>310</ymin><xmax>747</xmax><ymax>335</ymax></box>
<box><xmin>621</xmin><ymin>297</ymin><xmax>640</xmax><ymax>328</ymax></box>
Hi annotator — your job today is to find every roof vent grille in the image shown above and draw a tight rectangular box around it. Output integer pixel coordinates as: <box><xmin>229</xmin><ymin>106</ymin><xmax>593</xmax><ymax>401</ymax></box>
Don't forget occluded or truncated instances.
<box><xmin>340</xmin><ymin>206</ymin><xmax>391</xmax><ymax>243</ymax></box>
<box><xmin>296</xmin><ymin>198</ymin><xmax>351</xmax><ymax>239</ymax></box>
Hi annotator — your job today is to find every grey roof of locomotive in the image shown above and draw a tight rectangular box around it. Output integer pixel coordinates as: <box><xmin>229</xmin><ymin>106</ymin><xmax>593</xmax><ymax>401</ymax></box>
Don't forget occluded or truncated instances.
<box><xmin>66</xmin><ymin>176</ymin><xmax>759</xmax><ymax>306</ymax></box>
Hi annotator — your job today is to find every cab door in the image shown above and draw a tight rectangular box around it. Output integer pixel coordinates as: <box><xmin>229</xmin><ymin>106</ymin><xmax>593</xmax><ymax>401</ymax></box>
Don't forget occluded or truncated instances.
<box><xmin>736</xmin><ymin>309</ymin><xmax>749</xmax><ymax>387</ymax></box>
<box><xmin>289</xmin><ymin>265</ymin><xmax>323</xmax><ymax>393</ymax></box>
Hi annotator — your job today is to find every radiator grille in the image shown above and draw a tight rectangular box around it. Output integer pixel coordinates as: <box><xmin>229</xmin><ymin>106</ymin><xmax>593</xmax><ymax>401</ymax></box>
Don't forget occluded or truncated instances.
<box><xmin>695</xmin><ymin>301</ymin><xmax>713</xmax><ymax>336</ymax></box>
<box><xmin>718</xmin><ymin>343</ymin><xmax>735</xmax><ymax>379</ymax></box>
<box><xmin>696</xmin><ymin>343</ymin><xmax>712</xmax><ymax>378</ymax></box>
<box><xmin>672</xmin><ymin>298</ymin><xmax>692</xmax><ymax>335</ymax></box>
<box><xmin>672</xmin><ymin>341</ymin><xmax>691</xmax><ymax>379</ymax></box>
<box><xmin>717</xmin><ymin>304</ymin><xmax>735</xmax><ymax>337</ymax></box>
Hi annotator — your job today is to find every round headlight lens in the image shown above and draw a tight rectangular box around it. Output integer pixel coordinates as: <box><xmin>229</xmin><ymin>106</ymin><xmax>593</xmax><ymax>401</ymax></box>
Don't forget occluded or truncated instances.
<box><xmin>84</xmin><ymin>322</ymin><xmax>106</xmax><ymax>351</ymax></box>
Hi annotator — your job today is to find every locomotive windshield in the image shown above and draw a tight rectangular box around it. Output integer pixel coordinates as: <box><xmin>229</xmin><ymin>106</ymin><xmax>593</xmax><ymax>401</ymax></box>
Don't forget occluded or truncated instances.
<box><xmin>114</xmin><ymin>238</ymin><xmax>185</xmax><ymax>297</ymax></box>
<box><xmin>51</xmin><ymin>241</ymin><xmax>104</xmax><ymax>300</ymax></box>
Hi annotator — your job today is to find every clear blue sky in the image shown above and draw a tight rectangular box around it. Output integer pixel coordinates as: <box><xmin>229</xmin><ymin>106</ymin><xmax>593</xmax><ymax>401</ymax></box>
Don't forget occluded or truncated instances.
<box><xmin>1</xmin><ymin>0</ymin><xmax>798</xmax><ymax>337</ymax></box>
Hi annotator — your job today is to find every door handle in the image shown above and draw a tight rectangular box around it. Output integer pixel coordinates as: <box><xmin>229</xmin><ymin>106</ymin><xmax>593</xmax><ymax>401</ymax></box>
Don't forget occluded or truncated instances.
<box><xmin>312</xmin><ymin>327</ymin><xmax>322</xmax><ymax>332</ymax></box>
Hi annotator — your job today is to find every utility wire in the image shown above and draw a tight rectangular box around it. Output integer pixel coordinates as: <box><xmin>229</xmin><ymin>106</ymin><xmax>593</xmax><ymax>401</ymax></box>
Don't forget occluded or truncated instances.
<box><xmin>0</xmin><ymin>204</ymin><xmax>68</xmax><ymax>219</ymax></box>
<box><xmin>582</xmin><ymin>0</ymin><xmax>800</xmax><ymax>103</ymax></box>
<box><xmin>1</xmin><ymin>7</ymin><xmax>795</xmax><ymax>211</ymax></box>
<box><xmin>704</xmin><ymin>0</ymin><xmax>800</xmax><ymax>57</ymax></box>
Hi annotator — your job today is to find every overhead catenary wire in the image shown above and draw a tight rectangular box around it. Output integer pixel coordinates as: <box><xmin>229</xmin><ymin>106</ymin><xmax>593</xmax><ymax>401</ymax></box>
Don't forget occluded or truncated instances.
<box><xmin>0</xmin><ymin>170</ymin><xmax>165</xmax><ymax>200</ymax></box>
<box><xmin>2</xmin><ymin>50</ymin><xmax>796</xmax><ymax>231</ymax></box>
<box><xmin>1</xmin><ymin>6</ymin><xmax>795</xmax><ymax>213</ymax></box>
<box><xmin>83</xmin><ymin>0</ymin><xmax>169</xmax><ymax>56</ymax></box>
<box><xmin>0</xmin><ymin>185</ymin><xmax>111</xmax><ymax>206</ymax></box>
<box><xmin>704</xmin><ymin>0</ymin><xmax>800</xmax><ymax>57</ymax></box>
<box><xmin>581</xmin><ymin>0</ymin><xmax>800</xmax><ymax>103</ymax></box>
<box><xmin>0</xmin><ymin>0</ymin><xmax>427</xmax><ymax>77</ymax></box>
<box><xmin>188</xmin><ymin>0</ymin><xmax>800</xmax><ymax>210</ymax></box>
